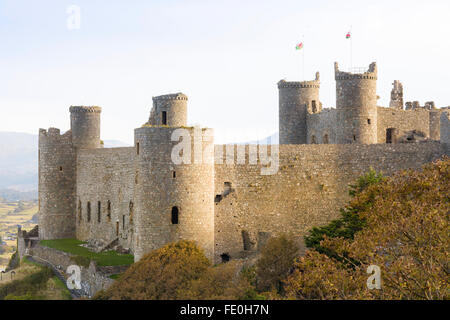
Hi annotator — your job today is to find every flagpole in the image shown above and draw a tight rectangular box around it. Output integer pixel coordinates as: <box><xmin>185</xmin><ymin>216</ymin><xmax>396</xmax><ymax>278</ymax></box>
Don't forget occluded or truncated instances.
<box><xmin>302</xmin><ymin>34</ymin><xmax>305</xmax><ymax>81</ymax></box>
<box><xmin>350</xmin><ymin>26</ymin><xmax>353</xmax><ymax>70</ymax></box>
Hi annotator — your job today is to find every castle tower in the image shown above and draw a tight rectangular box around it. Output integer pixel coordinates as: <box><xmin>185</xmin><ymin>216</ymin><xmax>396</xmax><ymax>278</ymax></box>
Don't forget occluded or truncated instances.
<box><xmin>148</xmin><ymin>93</ymin><xmax>188</xmax><ymax>127</ymax></box>
<box><xmin>278</xmin><ymin>73</ymin><xmax>321</xmax><ymax>144</ymax></box>
<box><xmin>38</xmin><ymin>128</ymin><xmax>77</xmax><ymax>240</ymax></box>
<box><xmin>70</xmin><ymin>106</ymin><xmax>102</xmax><ymax>149</ymax></box>
<box><xmin>134</xmin><ymin>94</ymin><xmax>214</xmax><ymax>261</ymax></box>
<box><xmin>335</xmin><ymin>62</ymin><xmax>378</xmax><ymax>144</ymax></box>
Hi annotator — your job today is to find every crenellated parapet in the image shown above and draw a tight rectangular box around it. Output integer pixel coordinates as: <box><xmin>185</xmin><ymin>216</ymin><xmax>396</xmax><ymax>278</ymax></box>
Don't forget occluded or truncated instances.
<box><xmin>335</xmin><ymin>62</ymin><xmax>378</xmax><ymax>144</ymax></box>
<box><xmin>70</xmin><ymin>106</ymin><xmax>102</xmax><ymax>149</ymax></box>
<box><xmin>148</xmin><ymin>93</ymin><xmax>188</xmax><ymax>127</ymax></box>
<box><xmin>278</xmin><ymin>73</ymin><xmax>321</xmax><ymax>145</ymax></box>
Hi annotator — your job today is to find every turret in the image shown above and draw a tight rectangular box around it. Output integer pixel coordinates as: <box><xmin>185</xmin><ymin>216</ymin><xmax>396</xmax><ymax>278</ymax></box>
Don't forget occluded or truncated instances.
<box><xmin>134</xmin><ymin>94</ymin><xmax>214</xmax><ymax>261</ymax></box>
<box><xmin>335</xmin><ymin>62</ymin><xmax>378</xmax><ymax>144</ymax></box>
<box><xmin>38</xmin><ymin>128</ymin><xmax>77</xmax><ymax>240</ymax></box>
<box><xmin>148</xmin><ymin>93</ymin><xmax>188</xmax><ymax>127</ymax></box>
<box><xmin>70</xmin><ymin>106</ymin><xmax>102</xmax><ymax>149</ymax></box>
<box><xmin>278</xmin><ymin>72</ymin><xmax>321</xmax><ymax>144</ymax></box>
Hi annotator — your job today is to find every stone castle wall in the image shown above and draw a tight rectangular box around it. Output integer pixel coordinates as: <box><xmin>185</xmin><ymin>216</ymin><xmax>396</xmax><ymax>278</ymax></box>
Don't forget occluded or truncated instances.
<box><xmin>75</xmin><ymin>147</ymin><xmax>136</xmax><ymax>251</ymax></box>
<box><xmin>306</xmin><ymin>108</ymin><xmax>337</xmax><ymax>144</ymax></box>
<box><xmin>133</xmin><ymin>126</ymin><xmax>215</xmax><ymax>261</ymax></box>
<box><xmin>38</xmin><ymin>128</ymin><xmax>77</xmax><ymax>240</ymax></box>
<box><xmin>213</xmin><ymin>142</ymin><xmax>446</xmax><ymax>263</ymax></box>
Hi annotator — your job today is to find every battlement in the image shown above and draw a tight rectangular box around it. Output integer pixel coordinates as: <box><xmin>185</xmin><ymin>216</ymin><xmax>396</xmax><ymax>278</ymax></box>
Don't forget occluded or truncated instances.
<box><xmin>152</xmin><ymin>93</ymin><xmax>188</xmax><ymax>101</ymax></box>
<box><xmin>334</xmin><ymin>62</ymin><xmax>378</xmax><ymax>80</ymax></box>
<box><xmin>405</xmin><ymin>101</ymin><xmax>436</xmax><ymax>111</ymax></box>
<box><xmin>39</xmin><ymin>127</ymin><xmax>61</xmax><ymax>136</ymax></box>
<box><xmin>278</xmin><ymin>72</ymin><xmax>320</xmax><ymax>89</ymax></box>
<box><xmin>69</xmin><ymin>106</ymin><xmax>102</xmax><ymax>113</ymax></box>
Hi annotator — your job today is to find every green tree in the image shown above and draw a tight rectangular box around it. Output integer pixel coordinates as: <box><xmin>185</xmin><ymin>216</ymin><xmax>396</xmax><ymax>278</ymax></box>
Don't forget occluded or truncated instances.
<box><xmin>304</xmin><ymin>167</ymin><xmax>384</xmax><ymax>259</ymax></box>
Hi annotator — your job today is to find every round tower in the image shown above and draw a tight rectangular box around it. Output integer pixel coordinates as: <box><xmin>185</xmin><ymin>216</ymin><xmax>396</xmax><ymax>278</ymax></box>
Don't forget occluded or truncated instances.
<box><xmin>335</xmin><ymin>62</ymin><xmax>378</xmax><ymax>144</ymax></box>
<box><xmin>278</xmin><ymin>73</ymin><xmax>320</xmax><ymax>144</ymax></box>
<box><xmin>134</xmin><ymin>95</ymin><xmax>214</xmax><ymax>261</ymax></box>
<box><xmin>69</xmin><ymin>106</ymin><xmax>102</xmax><ymax>149</ymax></box>
<box><xmin>148</xmin><ymin>93</ymin><xmax>187</xmax><ymax>127</ymax></box>
<box><xmin>38</xmin><ymin>128</ymin><xmax>77</xmax><ymax>240</ymax></box>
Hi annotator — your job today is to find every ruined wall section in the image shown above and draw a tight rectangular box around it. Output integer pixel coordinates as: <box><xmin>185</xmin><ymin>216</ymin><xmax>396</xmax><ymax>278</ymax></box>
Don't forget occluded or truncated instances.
<box><xmin>38</xmin><ymin>128</ymin><xmax>77</xmax><ymax>240</ymax></box>
<box><xmin>279</xmin><ymin>73</ymin><xmax>321</xmax><ymax>145</ymax></box>
<box><xmin>134</xmin><ymin>127</ymin><xmax>215</xmax><ymax>261</ymax></box>
<box><xmin>335</xmin><ymin>62</ymin><xmax>378</xmax><ymax>144</ymax></box>
<box><xmin>213</xmin><ymin>142</ymin><xmax>445</xmax><ymax>263</ymax></box>
<box><xmin>306</xmin><ymin>108</ymin><xmax>337</xmax><ymax>144</ymax></box>
<box><xmin>75</xmin><ymin>147</ymin><xmax>136</xmax><ymax>251</ymax></box>
<box><xmin>376</xmin><ymin>107</ymin><xmax>431</xmax><ymax>143</ymax></box>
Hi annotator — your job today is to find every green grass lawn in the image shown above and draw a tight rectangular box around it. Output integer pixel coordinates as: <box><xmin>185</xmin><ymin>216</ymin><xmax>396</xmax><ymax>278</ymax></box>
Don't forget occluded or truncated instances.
<box><xmin>40</xmin><ymin>239</ymin><xmax>134</xmax><ymax>267</ymax></box>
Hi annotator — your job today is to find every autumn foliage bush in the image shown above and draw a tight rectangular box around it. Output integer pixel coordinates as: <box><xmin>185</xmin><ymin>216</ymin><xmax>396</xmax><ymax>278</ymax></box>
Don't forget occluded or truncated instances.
<box><xmin>96</xmin><ymin>158</ymin><xmax>449</xmax><ymax>300</ymax></box>
<box><xmin>285</xmin><ymin>158</ymin><xmax>450</xmax><ymax>300</ymax></box>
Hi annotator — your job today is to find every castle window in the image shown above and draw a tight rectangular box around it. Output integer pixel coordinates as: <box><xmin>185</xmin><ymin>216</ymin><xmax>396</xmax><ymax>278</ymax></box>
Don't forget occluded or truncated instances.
<box><xmin>162</xmin><ymin>111</ymin><xmax>167</xmax><ymax>125</ymax></box>
<box><xmin>87</xmin><ymin>202</ymin><xmax>91</xmax><ymax>222</ymax></box>
<box><xmin>107</xmin><ymin>201</ymin><xmax>111</xmax><ymax>222</ymax></box>
<box><xmin>323</xmin><ymin>134</ymin><xmax>329</xmax><ymax>144</ymax></box>
<box><xmin>172</xmin><ymin>171</ymin><xmax>176</xmax><ymax>179</ymax></box>
<box><xmin>312</xmin><ymin>100</ymin><xmax>317</xmax><ymax>113</ymax></box>
<box><xmin>97</xmin><ymin>201</ymin><xmax>101</xmax><ymax>223</ymax></box>
<box><xmin>116</xmin><ymin>221</ymin><xmax>119</xmax><ymax>236</ymax></box>
<box><xmin>171</xmin><ymin>206</ymin><xmax>179</xmax><ymax>225</ymax></box>
<box><xmin>129</xmin><ymin>201</ymin><xmax>134</xmax><ymax>224</ymax></box>
<box><xmin>367</xmin><ymin>119</ymin><xmax>371</xmax><ymax>125</ymax></box>
<box><xmin>59</xmin><ymin>166</ymin><xmax>63</xmax><ymax>172</ymax></box>
<box><xmin>311</xmin><ymin>136</ymin><xmax>317</xmax><ymax>144</ymax></box>
<box><xmin>242</xmin><ymin>230</ymin><xmax>252</xmax><ymax>251</ymax></box>
<box><xmin>135</xmin><ymin>171</ymin><xmax>139</xmax><ymax>184</ymax></box>
<box><xmin>136</xmin><ymin>142</ymin><xmax>140</xmax><ymax>155</ymax></box>
<box><xmin>123</xmin><ymin>215</ymin><xmax>126</xmax><ymax>230</ymax></box>
<box><xmin>221</xmin><ymin>253</ymin><xmax>230</xmax><ymax>263</ymax></box>
<box><xmin>78</xmin><ymin>200</ymin><xmax>82</xmax><ymax>223</ymax></box>
<box><xmin>353</xmin><ymin>135</ymin><xmax>357</xmax><ymax>141</ymax></box>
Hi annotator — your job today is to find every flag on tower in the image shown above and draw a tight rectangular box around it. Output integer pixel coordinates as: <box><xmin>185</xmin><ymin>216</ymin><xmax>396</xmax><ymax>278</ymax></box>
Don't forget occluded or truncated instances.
<box><xmin>346</xmin><ymin>32</ymin><xmax>351</xmax><ymax>39</ymax></box>
<box><xmin>295</xmin><ymin>42</ymin><xmax>303</xmax><ymax>50</ymax></box>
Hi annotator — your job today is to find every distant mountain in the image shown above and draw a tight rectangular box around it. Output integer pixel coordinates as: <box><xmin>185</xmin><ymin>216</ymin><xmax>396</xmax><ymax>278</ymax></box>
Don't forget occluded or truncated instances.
<box><xmin>0</xmin><ymin>131</ymin><xmax>130</xmax><ymax>193</ymax></box>
<box><xmin>236</xmin><ymin>132</ymin><xmax>279</xmax><ymax>145</ymax></box>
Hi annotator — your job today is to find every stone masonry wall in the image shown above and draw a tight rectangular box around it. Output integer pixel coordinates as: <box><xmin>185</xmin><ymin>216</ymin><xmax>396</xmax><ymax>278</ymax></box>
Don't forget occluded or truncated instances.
<box><xmin>306</xmin><ymin>109</ymin><xmax>337</xmax><ymax>144</ymax></box>
<box><xmin>377</xmin><ymin>107</ymin><xmax>431</xmax><ymax>143</ymax></box>
<box><xmin>38</xmin><ymin>128</ymin><xmax>77</xmax><ymax>240</ymax></box>
<box><xmin>213</xmin><ymin>142</ymin><xmax>446</xmax><ymax>263</ymax></box>
<box><xmin>76</xmin><ymin>147</ymin><xmax>136</xmax><ymax>252</ymax></box>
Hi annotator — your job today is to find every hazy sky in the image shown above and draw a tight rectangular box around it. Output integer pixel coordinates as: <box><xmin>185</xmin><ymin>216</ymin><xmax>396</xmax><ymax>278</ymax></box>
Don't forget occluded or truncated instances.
<box><xmin>1</xmin><ymin>0</ymin><xmax>449</xmax><ymax>144</ymax></box>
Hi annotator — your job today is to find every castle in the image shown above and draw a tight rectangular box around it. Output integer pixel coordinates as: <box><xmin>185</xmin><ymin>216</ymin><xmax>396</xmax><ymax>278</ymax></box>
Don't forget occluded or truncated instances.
<box><xmin>38</xmin><ymin>62</ymin><xmax>450</xmax><ymax>263</ymax></box>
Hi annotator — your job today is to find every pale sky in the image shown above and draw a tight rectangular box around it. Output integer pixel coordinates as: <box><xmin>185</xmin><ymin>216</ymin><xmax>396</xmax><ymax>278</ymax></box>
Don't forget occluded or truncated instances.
<box><xmin>1</xmin><ymin>0</ymin><xmax>449</xmax><ymax>144</ymax></box>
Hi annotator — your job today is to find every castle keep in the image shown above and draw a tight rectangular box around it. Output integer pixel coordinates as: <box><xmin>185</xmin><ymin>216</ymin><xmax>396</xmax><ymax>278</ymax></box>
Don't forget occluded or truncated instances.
<box><xmin>39</xmin><ymin>62</ymin><xmax>450</xmax><ymax>263</ymax></box>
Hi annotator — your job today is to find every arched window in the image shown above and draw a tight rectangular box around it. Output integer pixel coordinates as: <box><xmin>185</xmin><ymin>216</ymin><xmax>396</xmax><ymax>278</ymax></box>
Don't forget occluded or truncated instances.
<box><xmin>323</xmin><ymin>134</ymin><xmax>329</xmax><ymax>144</ymax></box>
<box><xmin>171</xmin><ymin>206</ymin><xmax>179</xmax><ymax>225</ymax></box>
<box><xmin>162</xmin><ymin>111</ymin><xmax>167</xmax><ymax>125</ymax></box>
